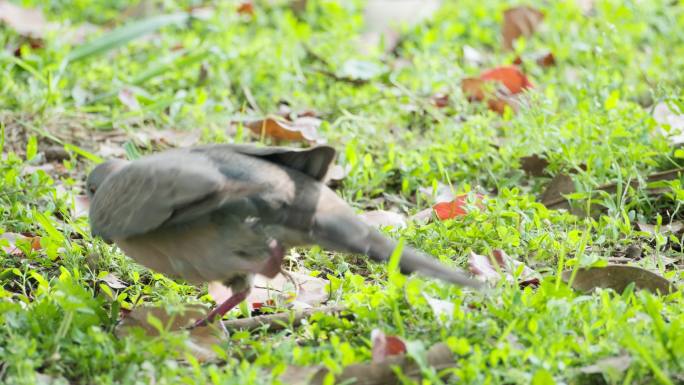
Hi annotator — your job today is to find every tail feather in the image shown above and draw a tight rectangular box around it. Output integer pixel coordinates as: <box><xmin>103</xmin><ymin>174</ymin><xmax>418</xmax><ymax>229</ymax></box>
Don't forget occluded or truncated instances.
<box><xmin>364</xmin><ymin>229</ymin><xmax>484</xmax><ymax>289</ymax></box>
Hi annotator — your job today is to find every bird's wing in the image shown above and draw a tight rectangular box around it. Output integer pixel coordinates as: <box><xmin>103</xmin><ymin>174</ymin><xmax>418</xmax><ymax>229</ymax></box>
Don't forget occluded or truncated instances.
<box><xmin>89</xmin><ymin>151</ymin><xmax>264</xmax><ymax>240</ymax></box>
<box><xmin>193</xmin><ymin>144</ymin><xmax>336</xmax><ymax>181</ymax></box>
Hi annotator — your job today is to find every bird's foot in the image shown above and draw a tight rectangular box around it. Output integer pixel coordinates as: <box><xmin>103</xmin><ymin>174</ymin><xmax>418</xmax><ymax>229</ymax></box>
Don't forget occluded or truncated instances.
<box><xmin>189</xmin><ymin>289</ymin><xmax>249</xmax><ymax>329</ymax></box>
<box><xmin>258</xmin><ymin>239</ymin><xmax>285</xmax><ymax>278</ymax></box>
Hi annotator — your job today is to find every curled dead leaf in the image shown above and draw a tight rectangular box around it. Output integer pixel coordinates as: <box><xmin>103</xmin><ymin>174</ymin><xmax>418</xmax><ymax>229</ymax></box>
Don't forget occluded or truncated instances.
<box><xmin>562</xmin><ymin>265</ymin><xmax>674</xmax><ymax>295</ymax></box>
<box><xmin>247</xmin><ymin>116</ymin><xmax>322</xmax><ymax>143</ymax></box>
<box><xmin>502</xmin><ymin>6</ymin><xmax>544</xmax><ymax>51</ymax></box>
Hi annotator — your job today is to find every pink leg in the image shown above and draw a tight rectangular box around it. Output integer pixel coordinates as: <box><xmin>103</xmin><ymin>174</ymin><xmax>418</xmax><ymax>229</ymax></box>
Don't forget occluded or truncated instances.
<box><xmin>191</xmin><ymin>289</ymin><xmax>249</xmax><ymax>328</ymax></box>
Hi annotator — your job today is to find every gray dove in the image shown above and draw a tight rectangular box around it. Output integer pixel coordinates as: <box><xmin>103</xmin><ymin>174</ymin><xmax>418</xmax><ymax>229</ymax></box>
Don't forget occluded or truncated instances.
<box><xmin>86</xmin><ymin>144</ymin><xmax>482</xmax><ymax>327</ymax></box>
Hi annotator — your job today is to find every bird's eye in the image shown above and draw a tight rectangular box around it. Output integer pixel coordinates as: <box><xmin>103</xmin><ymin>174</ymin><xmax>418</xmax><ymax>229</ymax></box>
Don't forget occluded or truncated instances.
<box><xmin>89</xmin><ymin>187</ymin><xmax>96</xmax><ymax>194</ymax></box>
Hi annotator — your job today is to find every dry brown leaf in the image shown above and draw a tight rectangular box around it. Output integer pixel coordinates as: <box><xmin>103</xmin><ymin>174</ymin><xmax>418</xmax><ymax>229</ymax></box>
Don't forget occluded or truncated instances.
<box><xmin>519</xmin><ymin>154</ymin><xmax>550</xmax><ymax>176</ymax></box>
<box><xmin>502</xmin><ymin>6</ymin><xmax>544</xmax><ymax>51</ymax></box>
<box><xmin>562</xmin><ymin>265</ymin><xmax>674</xmax><ymax>295</ymax></box>
<box><xmin>359</xmin><ymin>210</ymin><xmax>407</xmax><ymax>229</ymax></box>
<box><xmin>208</xmin><ymin>270</ymin><xmax>329</xmax><ymax>311</ymax></box>
<box><xmin>540</xmin><ymin>173</ymin><xmax>575</xmax><ymax>209</ymax></box>
<box><xmin>247</xmin><ymin>117</ymin><xmax>322</xmax><ymax>143</ymax></box>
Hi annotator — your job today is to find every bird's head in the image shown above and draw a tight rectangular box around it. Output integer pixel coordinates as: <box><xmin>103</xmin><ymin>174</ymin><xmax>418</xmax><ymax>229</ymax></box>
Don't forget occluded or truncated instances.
<box><xmin>86</xmin><ymin>159</ymin><xmax>128</xmax><ymax>199</ymax></box>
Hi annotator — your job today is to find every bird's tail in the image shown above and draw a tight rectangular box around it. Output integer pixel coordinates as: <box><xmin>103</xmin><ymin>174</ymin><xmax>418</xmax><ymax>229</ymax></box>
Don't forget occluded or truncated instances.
<box><xmin>363</xmin><ymin>228</ymin><xmax>484</xmax><ymax>289</ymax></box>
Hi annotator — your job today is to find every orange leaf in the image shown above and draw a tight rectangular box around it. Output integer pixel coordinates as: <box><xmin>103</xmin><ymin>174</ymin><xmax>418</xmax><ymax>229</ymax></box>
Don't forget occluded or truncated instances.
<box><xmin>432</xmin><ymin>194</ymin><xmax>483</xmax><ymax>220</ymax></box>
<box><xmin>246</xmin><ymin>117</ymin><xmax>321</xmax><ymax>143</ymax></box>
<box><xmin>480</xmin><ymin>66</ymin><xmax>533</xmax><ymax>94</ymax></box>
<box><xmin>237</xmin><ymin>1</ymin><xmax>254</xmax><ymax>15</ymax></box>
<box><xmin>502</xmin><ymin>6</ymin><xmax>544</xmax><ymax>51</ymax></box>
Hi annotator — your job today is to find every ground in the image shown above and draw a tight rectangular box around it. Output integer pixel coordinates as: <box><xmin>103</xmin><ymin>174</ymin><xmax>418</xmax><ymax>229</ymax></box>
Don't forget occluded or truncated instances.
<box><xmin>1</xmin><ymin>1</ymin><xmax>683</xmax><ymax>384</ymax></box>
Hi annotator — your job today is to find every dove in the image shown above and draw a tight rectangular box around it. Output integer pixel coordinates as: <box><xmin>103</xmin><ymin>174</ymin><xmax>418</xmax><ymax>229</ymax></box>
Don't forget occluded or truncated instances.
<box><xmin>86</xmin><ymin>144</ymin><xmax>483</xmax><ymax>327</ymax></box>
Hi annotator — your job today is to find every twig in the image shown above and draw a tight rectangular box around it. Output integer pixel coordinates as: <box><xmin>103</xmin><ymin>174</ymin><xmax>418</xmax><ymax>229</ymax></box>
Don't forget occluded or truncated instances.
<box><xmin>220</xmin><ymin>305</ymin><xmax>348</xmax><ymax>331</ymax></box>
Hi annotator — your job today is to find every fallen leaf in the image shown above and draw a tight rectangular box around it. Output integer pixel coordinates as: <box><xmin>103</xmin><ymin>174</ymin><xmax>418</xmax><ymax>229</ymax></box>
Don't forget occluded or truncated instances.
<box><xmin>540</xmin><ymin>173</ymin><xmax>575</xmax><ymax>209</ymax></box>
<box><xmin>636</xmin><ymin>221</ymin><xmax>684</xmax><ymax>236</ymax></box>
<box><xmin>417</xmin><ymin>182</ymin><xmax>457</xmax><ymax>203</ymax></box>
<box><xmin>463</xmin><ymin>45</ymin><xmax>485</xmax><ymax>66</ymax></box>
<box><xmin>468</xmin><ymin>252</ymin><xmax>502</xmax><ymax>282</ymax></box>
<box><xmin>115</xmin><ymin>304</ymin><xmax>222</xmax><ymax>362</ymax></box>
<box><xmin>432</xmin><ymin>194</ymin><xmax>483</xmax><ymax>220</ymax></box>
<box><xmin>579</xmin><ymin>355</ymin><xmax>632</xmax><ymax>375</ymax></box>
<box><xmin>502</xmin><ymin>6</ymin><xmax>544</xmax><ymax>51</ymax></box>
<box><xmin>0</xmin><ymin>1</ymin><xmax>50</xmax><ymax>38</ymax></box>
<box><xmin>562</xmin><ymin>265</ymin><xmax>674</xmax><ymax>295</ymax></box>
<box><xmin>432</xmin><ymin>93</ymin><xmax>449</xmax><ymax>108</ymax></box>
<box><xmin>323</xmin><ymin>164</ymin><xmax>349</xmax><ymax>185</ymax></box>
<box><xmin>360</xmin><ymin>0</ymin><xmax>441</xmax><ymax>54</ymax></box>
<box><xmin>208</xmin><ymin>270</ymin><xmax>329</xmax><ymax>311</ymax></box>
<box><xmin>480</xmin><ymin>66</ymin><xmax>534</xmax><ymax>94</ymax></box>
<box><xmin>0</xmin><ymin>232</ymin><xmax>41</xmax><ymax>256</ymax></box>
<box><xmin>246</xmin><ymin>116</ymin><xmax>322</xmax><ymax>143</ymax></box>
<box><xmin>100</xmin><ymin>272</ymin><xmax>127</xmax><ymax>289</ymax></box>
<box><xmin>536</xmin><ymin>52</ymin><xmax>556</xmax><ymax>67</ymax></box>
<box><xmin>237</xmin><ymin>1</ymin><xmax>254</xmax><ymax>15</ymax></box>
<box><xmin>462</xmin><ymin>66</ymin><xmax>532</xmax><ymax>114</ymax></box>
<box><xmin>423</xmin><ymin>293</ymin><xmax>454</xmax><ymax>323</ymax></box>
<box><xmin>468</xmin><ymin>250</ymin><xmax>541</xmax><ymax>288</ymax></box>
<box><xmin>359</xmin><ymin>210</ymin><xmax>407</xmax><ymax>229</ymax></box>
<box><xmin>118</xmin><ymin>88</ymin><xmax>140</xmax><ymax>111</ymax></box>
<box><xmin>371</xmin><ymin>329</ymin><xmax>407</xmax><ymax>363</ymax></box>
<box><xmin>520</xmin><ymin>154</ymin><xmax>550</xmax><ymax>176</ymax></box>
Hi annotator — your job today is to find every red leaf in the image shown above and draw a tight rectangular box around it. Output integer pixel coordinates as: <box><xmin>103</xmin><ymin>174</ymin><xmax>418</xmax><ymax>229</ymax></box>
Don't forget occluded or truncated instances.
<box><xmin>371</xmin><ymin>329</ymin><xmax>406</xmax><ymax>363</ymax></box>
<box><xmin>237</xmin><ymin>1</ymin><xmax>254</xmax><ymax>15</ymax></box>
<box><xmin>432</xmin><ymin>93</ymin><xmax>449</xmax><ymax>108</ymax></box>
<box><xmin>480</xmin><ymin>66</ymin><xmax>533</xmax><ymax>94</ymax></box>
<box><xmin>432</xmin><ymin>194</ymin><xmax>483</xmax><ymax>220</ymax></box>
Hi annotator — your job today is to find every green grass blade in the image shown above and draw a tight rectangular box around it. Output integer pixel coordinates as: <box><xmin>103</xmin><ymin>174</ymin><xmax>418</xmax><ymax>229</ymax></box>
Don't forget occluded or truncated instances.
<box><xmin>65</xmin><ymin>13</ymin><xmax>191</xmax><ymax>63</ymax></box>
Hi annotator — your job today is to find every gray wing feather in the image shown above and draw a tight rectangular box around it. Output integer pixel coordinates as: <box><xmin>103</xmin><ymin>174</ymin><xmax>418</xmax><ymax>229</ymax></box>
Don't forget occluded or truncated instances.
<box><xmin>89</xmin><ymin>151</ymin><xmax>258</xmax><ymax>239</ymax></box>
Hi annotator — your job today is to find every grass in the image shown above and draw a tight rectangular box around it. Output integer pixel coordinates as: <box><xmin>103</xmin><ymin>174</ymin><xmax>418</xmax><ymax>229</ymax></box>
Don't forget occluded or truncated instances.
<box><xmin>1</xmin><ymin>0</ymin><xmax>684</xmax><ymax>384</ymax></box>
